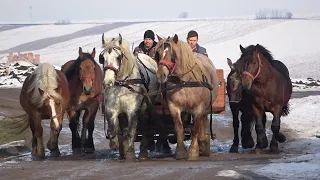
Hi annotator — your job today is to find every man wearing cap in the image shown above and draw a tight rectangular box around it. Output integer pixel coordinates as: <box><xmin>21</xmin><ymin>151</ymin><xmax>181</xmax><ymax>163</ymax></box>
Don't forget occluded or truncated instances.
<box><xmin>133</xmin><ymin>30</ymin><xmax>158</xmax><ymax>59</ymax></box>
<box><xmin>186</xmin><ymin>30</ymin><xmax>208</xmax><ymax>57</ymax></box>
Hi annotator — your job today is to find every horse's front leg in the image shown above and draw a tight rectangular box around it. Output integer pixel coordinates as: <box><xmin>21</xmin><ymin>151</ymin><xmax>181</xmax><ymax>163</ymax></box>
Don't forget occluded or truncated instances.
<box><xmin>68</xmin><ymin>109</ymin><xmax>81</xmax><ymax>152</ymax></box>
<box><xmin>270</xmin><ymin>105</ymin><xmax>287</xmax><ymax>153</ymax></box>
<box><xmin>47</xmin><ymin>120</ymin><xmax>62</xmax><ymax>157</ymax></box>
<box><xmin>33</xmin><ymin>115</ymin><xmax>45</xmax><ymax>158</ymax></box>
<box><xmin>123</xmin><ymin>111</ymin><xmax>138</xmax><ymax>162</ymax></box>
<box><xmin>197</xmin><ymin>113</ymin><xmax>211</xmax><ymax>158</ymax></box>
<box><xmin>168</xmin><ymin>102</ymin><xmax>187</xmax><ymax>160</ymax></box>
<box><xmin>240</xmin><ymin>109</ymin><xmax>255</xmax><ymax>149</ymax></box>
<box><xmin>229</xmin><ymin>104</ymin><xmax>240</xmax><ymax>153</ymax></box>
<box><xmin>85</xmin><ymin>98</ymin><xmax>99</xmax><ymax>153</ymax></box>
<box><xmin>252</xmin><ymin>105</ymin><xmax>268</xmax><ymax>153</ymax></box>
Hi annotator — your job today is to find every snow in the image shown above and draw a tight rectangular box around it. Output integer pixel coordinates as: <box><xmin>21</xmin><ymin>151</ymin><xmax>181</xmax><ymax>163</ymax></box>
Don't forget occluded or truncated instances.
<box><xmin>250</xmin><ymin>95</ymin><xmax>320</xmax><ymax>180</ymax></box>
<box><xmin>0</xmin><ymin>24</ymin><xmax>102</xmax><ymax>51</ymax></box>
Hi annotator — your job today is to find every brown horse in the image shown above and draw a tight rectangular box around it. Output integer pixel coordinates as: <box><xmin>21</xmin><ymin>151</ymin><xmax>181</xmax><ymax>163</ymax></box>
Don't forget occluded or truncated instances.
<box><xmin>233</xmin><ymin>44</ymin><xmax>292</xmax><ymax>152</ymax></box>
<box><xmin>19</xmin><ymin>63</ymin><xmax>70</xmax><ymax>158</ymax></box>
<box><xmin>61</xmin><ymin>47</ymin><xmax>103</xmax><ymax>153</ymax></box>
<box><xmin>154</xmin><ymin>34</ymin><xmax>219</xmax><ymax>160</ymax></box>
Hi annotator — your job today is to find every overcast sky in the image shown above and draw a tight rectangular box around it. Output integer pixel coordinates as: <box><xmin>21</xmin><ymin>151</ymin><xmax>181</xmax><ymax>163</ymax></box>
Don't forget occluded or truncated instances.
<box><xmin>1</xmin><ymin>0</ymin><xmax>319</xmax><ymax>22</ymax></box>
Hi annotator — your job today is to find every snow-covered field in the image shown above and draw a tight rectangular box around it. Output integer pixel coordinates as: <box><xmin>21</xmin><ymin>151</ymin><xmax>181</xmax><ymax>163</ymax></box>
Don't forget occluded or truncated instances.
<box><xmin>0</xmin><ymin>15</ymin><xmax>319</xmax><ymax>179</ymax></box>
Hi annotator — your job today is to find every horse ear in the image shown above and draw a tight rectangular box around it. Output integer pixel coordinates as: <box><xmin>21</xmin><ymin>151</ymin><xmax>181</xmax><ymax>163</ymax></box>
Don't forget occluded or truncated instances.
<box><xmin>239</xmin><ymin>45</ymin><xmax>245</xmax><ymax>53</ymax></box>
<box><xmin>118</xmin><ymin>33</ymin><xmax>122</xmax><ymax>45</ymax></box>
<box><xmin>156</xmin><ymin>34</ymin><xmax>163</xmax><ymax>41</ymax></box>
<box><xmin>227</xmin><ymin>58</ymin><xmax>234</xmax><ymax>70</ymax></box>
<box><xmin>173</xmin><ymin>34</ymin><xmax>178</xmax><ymax>44</ymax></box>
<box><xmin>79</xmin><ymin>47</ymin><xmax>83</xmax><ymax>58</ymax></box>
<box><xmin>91</xmin><ymin>48</ymin><xmax>96</xmax><ymax>58</ymax></box>
<box><xmin>102</xmin><ymin>33</ymin><xmax>108</xmax><ymax>45</ymax></box>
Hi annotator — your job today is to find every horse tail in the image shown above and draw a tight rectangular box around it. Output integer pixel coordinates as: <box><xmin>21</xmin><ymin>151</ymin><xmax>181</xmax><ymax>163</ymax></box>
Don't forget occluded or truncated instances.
<box><xmin>281</xmin><ymin>104</ymin><xmax>290</xmax><ymax>116</ymax></box>
<box><xmin>1</xmin><ymin>114</ymin><xmax>30</xmax><ymax>141</ymax></box>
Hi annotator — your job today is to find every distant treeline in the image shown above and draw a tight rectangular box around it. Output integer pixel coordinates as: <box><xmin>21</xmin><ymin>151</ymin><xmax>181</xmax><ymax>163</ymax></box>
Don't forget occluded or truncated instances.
<box><xmin>256</xmin><ymin>9</ymin><xmax>293</xmax><ymax>19</ymax></box>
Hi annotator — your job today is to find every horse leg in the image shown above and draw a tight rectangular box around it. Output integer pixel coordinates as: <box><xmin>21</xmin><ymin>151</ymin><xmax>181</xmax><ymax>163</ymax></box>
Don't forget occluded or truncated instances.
<box><xmin>272</xmin><ymin>106</ymin><xmax>286</xmax><ymax>143</ymax></box>
<box><xmin>29</xmin><ymin>116</ymin><xmax>37</xmax><ymax>156</ymax></box>
<box><xmin>229</xmin><ymin>104</ymin><xmax>240</xmax><ymax>153</ymax></box>
<box><xmin>85</xmin><ymin>100</ymin><xmax>99</xmax><ymax>153</ymax></box>
<box><xmin>198</xmin><ymin>115</ymin><xmax>211</xmax><ymax>157</ymax></box>
<box><xmin>188</xmin><ymin>113</ymin><xmax>203</xmax><ymax>160</ymax></box>
<box><xmin>69</xmin><ymin>111</ymin><xmax>81</xmax><ymax>152</ymax></box>
<box><xmin>138</xmin><ymin>111</ymin><xmax>149</xmax><ymax>161</ymax></box>
<box><xmin>240</xmin><ymin>110</ymin><xmax>255</xmax><ymax>149</ymax></box>
<box><xmin>34</xmin><ymin>116</ymin><xmax>45</xmax><ymax>158</ymax></box>
<box><xmin>47</xmin><ymin>123</ymin><xmax>61</xmax><ymax>157</ymax></box>
<box><xmin>168</xmin><ymin>103</ymin><xmax>187</xmax><ymax>160</ymax></box>
<box><xmin>252</xmin><ymin>105</ymin><xmax>268</xmax><ymax>154</ymax></box>
<box><xmin>123</xmin><ymin>111</ymin><xmax>138</xmax><ymax>162</ymax></box>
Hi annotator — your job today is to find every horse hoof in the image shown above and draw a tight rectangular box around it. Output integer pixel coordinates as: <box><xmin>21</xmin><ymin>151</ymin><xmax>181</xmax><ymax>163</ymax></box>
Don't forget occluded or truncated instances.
<box><xmin>275</xmin><ymin>133</ymin><xmax>286</xmax><ymax>143</ymax></box>
<box><xmin>85</xmin><ymin>148</ymin><xmax>95</xmax><ymax>154</ymax></box>
<box><xmin>72</xmin><ymin>148</ymin><xmax>82</xmax><ymax>154</ymax></box>
<box><xmin>258</xmin><ymin>135</ymin><xmax>268</xmax><ymax>149</ymax></box>
<box><xmin>187</xmin><ymin>153</ymin><xmax>199</xmax><ymax>161</ymax></box>
<box><xmin>50</xmin><ymin>150</ymin><xmax>61</xmax><ymax>157</ymax></box>
<box><xmin>175</xmin><ymin>151</ymin><xmax>188</xmax><ymax>160</ymax></box>
<box><xmin>125</xmin><ymin>153</ymin><xmax>137</xmax><ymax>162</ymax></box>
<box><xmin>138</xmin><ymin>152</ymin><xmax>149</xmax><ymax>161</ymax></box>
<box><xmin>242</xmin><ymin>138</ymin><xmax>255</xmax><ymax>149</ymax></box>
<box><xmin>255</xmin><ymin>148</ymin><xmax>264</xmax><ymax>154</ymax></box>
<box><xmin>229</xmin><ymin>145</ymin><xmax>239</xmax><ymax>153</ymax></box>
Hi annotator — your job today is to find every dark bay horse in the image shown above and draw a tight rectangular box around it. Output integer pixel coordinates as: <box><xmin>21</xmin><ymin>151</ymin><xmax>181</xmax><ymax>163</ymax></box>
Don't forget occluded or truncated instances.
<box><xmin>61</xmin><ymin>47</ymin><xmax>103</xmax><ymax>153</ymax></box>
<box><xmin>19</xmin><ymin>63</ymin><xmax>70</xmax><ymax>158</ymax></box>
<box><xmin>232</xmin><ymin>44</ymin><xmax>292</xmax><ymax>152</ymax></box>
<box><xmin>155</xmin><ymin>34</ymin><xmax>219</xmax><ymax>160</ymax></box>
<box><xmin>227</xmin><ymin>58</ymin><xmax>266</xmax><ymax>153</ymax></box>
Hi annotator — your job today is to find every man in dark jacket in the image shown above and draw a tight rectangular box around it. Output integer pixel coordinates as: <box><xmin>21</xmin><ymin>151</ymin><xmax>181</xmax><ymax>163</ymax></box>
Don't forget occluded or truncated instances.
<box><xmin>186</xmin><ymin>30</ymin><xmax>208</xmax><ymax>57</ymax></box>
<box><xmin>133</xmin><ymin>30</ymin><xmax>158</xmax><ymax>59</ymax></box>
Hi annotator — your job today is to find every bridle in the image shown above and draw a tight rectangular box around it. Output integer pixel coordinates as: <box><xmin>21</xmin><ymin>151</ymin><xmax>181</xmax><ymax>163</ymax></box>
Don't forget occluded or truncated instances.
<box><xmin>242</xmin><ymin>52</ymin><xmax>263</xmax><ymax>80</ymax></box>
<box><xmin>158</xmin><ymin>42</ymin><xmax>177</xmax><ymax>75</ymax></box>
<box><xmin>99</xmin><ymin>46</ymin><xmax>127</xmax><ymax>76</ymax></box>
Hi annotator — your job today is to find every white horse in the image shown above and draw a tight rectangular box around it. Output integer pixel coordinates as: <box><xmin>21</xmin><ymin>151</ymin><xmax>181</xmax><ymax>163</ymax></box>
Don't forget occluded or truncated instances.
<box><xmin>99</xmin><ymin>33</ymin><xmax>160</xmax><ymax>161</ymax></box>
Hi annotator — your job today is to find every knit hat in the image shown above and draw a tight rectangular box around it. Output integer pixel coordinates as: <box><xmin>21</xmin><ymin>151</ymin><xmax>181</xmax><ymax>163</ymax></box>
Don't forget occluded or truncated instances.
<box><xmin>144</xmin><ymin>30</ymin><xmax>155</xmax><ymax>40</ymax></box>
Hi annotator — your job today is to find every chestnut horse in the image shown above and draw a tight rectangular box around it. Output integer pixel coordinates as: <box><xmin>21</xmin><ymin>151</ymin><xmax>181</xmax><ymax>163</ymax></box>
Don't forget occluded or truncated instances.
<box><xmin>19</xmin><ymin>63</ymin><xmax>70</xmax><ymax>158</ymax></box>
<box><xmin>231</xmin><ymin>44</ymin><xmax>292</xmax><ymax>152</ymax></box>
<box><xmin>154</xmin><ymin>34</ymin><xmax>219</xmax><ymax>160</ymax></box>
<box><xmin>61</xmin><ymin>47</ymin><xmax>103</xmax><ymax>153</ymax></box>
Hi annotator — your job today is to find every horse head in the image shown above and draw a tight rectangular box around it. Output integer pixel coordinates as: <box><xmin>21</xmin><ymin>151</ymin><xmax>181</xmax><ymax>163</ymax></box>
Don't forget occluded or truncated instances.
<box><xmin>100</xmin><ymin>33</ymin><xmax>134</xmax><ymax>87</ymax></box>
<box><xmin>226</xmin><ymin>58</ymin><xmax>242</xmax><ymax>103</ymax></box>
<box><xmin>238</xmin><ymin>44</ymin><xmax>264</xmax><ymax>90</ymax></box>
<box><xmin>155</xmin><ymin>34</ymin><xmax>178</xmax><ymax>83</ymax></box>
<box><xmin>78</xmin><ymin>47</ymin><xmax>96</xmax><ymax>95</ymax></box>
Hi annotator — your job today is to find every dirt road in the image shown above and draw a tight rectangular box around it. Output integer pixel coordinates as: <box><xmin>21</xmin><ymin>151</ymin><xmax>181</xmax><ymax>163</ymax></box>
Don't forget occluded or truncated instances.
<box><xmin>0</xmin><ymin>88</ymin><xmax>319</xmax><ymax>180</ymax></box>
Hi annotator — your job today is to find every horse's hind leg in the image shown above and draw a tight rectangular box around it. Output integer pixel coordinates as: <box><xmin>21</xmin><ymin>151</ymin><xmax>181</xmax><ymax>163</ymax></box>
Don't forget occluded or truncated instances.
<box><xmin>29</xmin><ymin>116</ymin><xmax>37</xmax><ymax>156</ymax></box>
<box><xmin>138</xmin><ymin>111</ymin><xmax>149</xmax><ymax>161</ymax></box>
<box><xmin>229</xmin><ymin>104</ymin><xmax>240</xmax><ymax>153</ymax></box>
<box><xmin>272</xmin><ymin>106</ymin><xmax>286</xmax><ymax>143</ymax></box>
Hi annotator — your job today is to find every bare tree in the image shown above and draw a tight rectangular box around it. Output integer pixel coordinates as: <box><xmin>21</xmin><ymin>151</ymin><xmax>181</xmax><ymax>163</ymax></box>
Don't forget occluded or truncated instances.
<box><xmin>178</xmin><ymin>12</ymin><xmax>188</xmax><ymax>19</ymax></box>
<box><xmin>255</xmin><ymin>9</ymin><xmax>293</xmax><ymax>19</ymax></box>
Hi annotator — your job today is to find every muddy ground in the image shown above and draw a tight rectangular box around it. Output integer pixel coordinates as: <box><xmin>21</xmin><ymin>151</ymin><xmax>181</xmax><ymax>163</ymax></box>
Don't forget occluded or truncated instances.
<box><xmin>0</xmin><ymin>88</ymin><xmax>319</xmax><ymax>180</ymax></box>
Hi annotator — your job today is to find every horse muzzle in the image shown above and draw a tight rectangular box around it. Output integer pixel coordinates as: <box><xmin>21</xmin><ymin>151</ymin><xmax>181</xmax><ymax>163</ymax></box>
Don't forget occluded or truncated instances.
<box><xmin>83</xmin><ymin>86</ymin><xmax>93</xmax><ymax>95</ymax></box>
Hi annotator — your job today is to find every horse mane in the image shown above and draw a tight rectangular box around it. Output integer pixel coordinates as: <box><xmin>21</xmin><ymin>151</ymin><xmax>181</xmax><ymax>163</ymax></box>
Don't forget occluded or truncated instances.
<box><xmin>65</xmin><ymin>52</ymin><xmax>97</xmax><ymax>80</ymax></box>
<box><xmin>102</xmin><ymin>36</ymin><xmax>135</xmax><ymax>78</ymax></box>
<box><xmin>27</xmin><ymin>63</ymin><xmax>62</xmax><ymax>108</ymax></box>
<box><xmin>161</xmin><ymin>37</ymin><xmax>210</xmax><ymax>82</ymax></box>
<box><xmin>236</xmin><ymin>44</ymin><xmax>289</xmax><ymax>78</ymax></box>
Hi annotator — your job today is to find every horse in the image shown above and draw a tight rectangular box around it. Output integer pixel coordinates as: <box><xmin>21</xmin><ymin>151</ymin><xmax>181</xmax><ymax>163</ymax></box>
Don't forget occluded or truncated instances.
<box><xmin>231</xmin><ymin>44</ymin><xmax>292</xmax><ymax>152</ymax></box>
<box><xmin>154</xmin><ymin>34</ymin><xmax>219</xmax><ymax>160</ymax></box>
<box><xmin>99</xmin><ymin>33</ymin><xmax>161</xmax><ymax>161</ymax></box>
<box><xmin>19</xmin><ymin>63</ymin><xmax>70</xmax><ymax>158</ymax></box>
<box><xmin>227</xmin><ymin>58</ymin><xmax>266</xmax><ymax>153</ymax></box>
<box><xmin>61</xmin><ymin>47</ymin><xmax>103</xmax><ymax>153</ymax></box>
